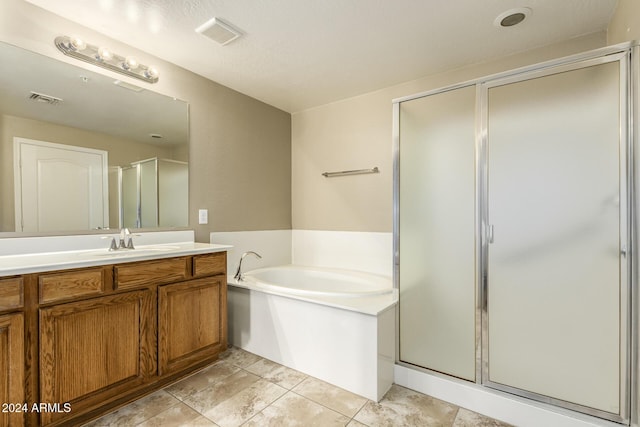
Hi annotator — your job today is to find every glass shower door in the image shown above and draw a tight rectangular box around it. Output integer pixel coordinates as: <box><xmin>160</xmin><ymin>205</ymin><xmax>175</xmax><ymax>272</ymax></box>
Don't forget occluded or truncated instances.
<box><xmin>484</xmin><ymin>58</ymin><xmax>626</xmax><ymax>418</ymax></box>
<box><xmin>398</xmin><ymin>85</ymin><xmax>477</xmax><ymax>381</ymax></box>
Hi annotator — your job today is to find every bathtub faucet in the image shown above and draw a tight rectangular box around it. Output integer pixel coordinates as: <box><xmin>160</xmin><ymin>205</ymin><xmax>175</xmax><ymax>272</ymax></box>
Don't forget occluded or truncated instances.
<box><xmin>234</xmin><ymin>251</ymin><xmax>262</xmax><ymax>282</ymax></box>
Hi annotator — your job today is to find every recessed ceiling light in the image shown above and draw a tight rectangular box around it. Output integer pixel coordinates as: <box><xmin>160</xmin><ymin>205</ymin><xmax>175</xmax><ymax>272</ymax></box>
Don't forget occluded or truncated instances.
<box><xmin>494</xmin><ymin>7</ymin><xmax>531</xmax><ymax>28</ymax></box>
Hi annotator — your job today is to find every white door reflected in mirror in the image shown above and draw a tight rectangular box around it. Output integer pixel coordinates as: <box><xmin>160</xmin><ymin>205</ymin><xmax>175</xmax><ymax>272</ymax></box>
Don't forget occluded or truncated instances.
<box><xmin>14</xmin><ymin>137</ymin><xmax>108</xmax><ymax>232</ymax></box>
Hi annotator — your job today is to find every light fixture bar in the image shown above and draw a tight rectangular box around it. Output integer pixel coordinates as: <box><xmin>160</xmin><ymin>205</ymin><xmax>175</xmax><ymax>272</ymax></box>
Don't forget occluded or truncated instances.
<box><xmin>54</xmin><ymin>35</ymin><xmax>159</xmax><ymax>83</ymax></box>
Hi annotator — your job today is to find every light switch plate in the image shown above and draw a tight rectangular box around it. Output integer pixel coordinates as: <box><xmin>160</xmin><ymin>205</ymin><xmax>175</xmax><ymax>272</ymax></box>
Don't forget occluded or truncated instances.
<box><xmin>198</xmin><ymin>209</ymin><xmax>208</xmax><ymax>224</ymax></box>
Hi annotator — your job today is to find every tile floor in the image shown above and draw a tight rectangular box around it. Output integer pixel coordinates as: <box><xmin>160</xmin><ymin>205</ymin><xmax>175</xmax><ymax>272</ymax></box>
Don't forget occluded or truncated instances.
<box><xmin>83</xmin><ymin>347</ymin><xmax>511</xmax><ymax>427</ymax></box>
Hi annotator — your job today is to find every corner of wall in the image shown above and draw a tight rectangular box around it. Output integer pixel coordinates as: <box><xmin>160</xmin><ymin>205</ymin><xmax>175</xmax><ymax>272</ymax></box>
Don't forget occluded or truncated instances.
<box><xmin>209</xmin><ymin>229</ymin><xmax>393</xmax><ymax>277</ymax></box>
<box><xmin>210</xmin><ymin>229</ymin><xmax>293</xmax><ymax>273</ymax></box>
<box><xmin>607</xmin><ymin>0</ymin><xmax>640</xmax><ymax>45</ymax></box>
<box><xmin>291</xmin><ymin>229</ymin><xmax>392</xmax><ymax>276</ymax></box>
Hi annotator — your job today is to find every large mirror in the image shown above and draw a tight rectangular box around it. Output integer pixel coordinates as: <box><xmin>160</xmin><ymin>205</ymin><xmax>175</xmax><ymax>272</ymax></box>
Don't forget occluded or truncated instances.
<box><xmin>0</xmin><ymin>41</ymin><xmax>189</xmax><ymax>235</ymax></box>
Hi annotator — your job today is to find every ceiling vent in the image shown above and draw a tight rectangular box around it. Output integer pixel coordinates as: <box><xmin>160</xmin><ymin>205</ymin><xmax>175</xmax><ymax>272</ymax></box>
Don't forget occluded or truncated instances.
<box><xmin>29</xmin><ymin>91</ymin><xmax>62</xmax><ymax>105</ymax></box>
<box><xmin>195</xmin><ymin>17</ymin><xmax>243</xmax><ymax>46</ymax></box>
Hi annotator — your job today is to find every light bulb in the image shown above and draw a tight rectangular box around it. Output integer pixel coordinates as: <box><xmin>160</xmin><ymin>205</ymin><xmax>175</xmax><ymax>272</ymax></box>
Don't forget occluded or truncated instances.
<box><xmin>122</xmin><ymin>56</ymin><xmax>138</xmax><ymax>70</ymax></box>
<box><xmin>144</xmin><ymin>66</ymin><xmax>159</xmax><ymax>79</ymax></box>
<box><xmin>96</xmin><ymin>46</ymin><xmax>113</xmax><ymax>61</ymax></box>
<box><xmin>69</xmin><ymin>36</ymin><xmax>86</xmax><ymax>51</ymax></box>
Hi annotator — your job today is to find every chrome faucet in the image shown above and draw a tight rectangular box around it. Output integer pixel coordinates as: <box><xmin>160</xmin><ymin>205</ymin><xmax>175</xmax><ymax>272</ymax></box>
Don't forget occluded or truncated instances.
<box><xmin>106</xmin><ymin>228</ymin><xmax>136</xmax><ymax>251</ymax></box>
<box><xmin>234</xmin><ymin>251</ymin><xmax>262</xmax><ymax>282</ymax></box>
<box><xmin>108</xmin><ymin>236</ymin><xmax>119</xmax><ymax>251</ymax></box>
<box><xmin>119</xmin><ymin>228</ymin><xmax>130</xmax><ymax>249</ymax></box>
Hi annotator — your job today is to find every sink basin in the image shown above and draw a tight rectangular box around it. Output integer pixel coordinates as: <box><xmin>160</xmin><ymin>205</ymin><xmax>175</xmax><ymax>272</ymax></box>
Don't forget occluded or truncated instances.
<box><xmin>80</xmin><ymin>245</ymin><xmax>181</xmax><ymax>257</ymax></box>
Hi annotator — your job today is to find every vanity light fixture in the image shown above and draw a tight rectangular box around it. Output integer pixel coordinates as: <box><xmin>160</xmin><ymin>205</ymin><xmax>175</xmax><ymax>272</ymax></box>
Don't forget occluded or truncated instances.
<box><xmin>54</xmin><ymin>35</ymin><xmax>159</xmax><ymax>83</ymax></box>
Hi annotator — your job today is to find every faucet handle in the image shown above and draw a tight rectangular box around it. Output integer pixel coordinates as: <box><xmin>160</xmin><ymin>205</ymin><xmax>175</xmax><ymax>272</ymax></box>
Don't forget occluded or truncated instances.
<box><xmin>101</xmin><ymin>235</ymin><xmax>119</xmax><ymax>251</ymax></box>
<box><xmin>126</xmin><ymin>233</ymin><xmax>142</xmax><ymax>249</ymax></box>
<box><xmin>119</xmin><ymin>228</ymin><xmax>131</xmax><ymax>249</ymax></box>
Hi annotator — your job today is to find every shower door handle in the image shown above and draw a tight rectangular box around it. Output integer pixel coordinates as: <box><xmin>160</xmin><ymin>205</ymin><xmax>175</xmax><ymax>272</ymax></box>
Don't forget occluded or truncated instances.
<box><xmin>487</xmin><ymin>225</ymin><xmax>494</xmax><ymax>244</ymax></box>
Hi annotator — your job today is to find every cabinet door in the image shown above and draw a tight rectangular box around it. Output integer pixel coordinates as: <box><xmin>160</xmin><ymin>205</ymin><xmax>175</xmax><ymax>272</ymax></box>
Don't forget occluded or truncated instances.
<box><xmin>39</xmin><ymin>291</ymin><xmax>154</xmax><ymax>425</ymax></box>
<box><xmin>158</xmin><ymin>276</ymin><xmax>227</xmax><ymax>375</ymax></box>
<box><xmin>0</xmin><ymin>313</ymin><xmax>24</xmax><ymax>427</ymax></box>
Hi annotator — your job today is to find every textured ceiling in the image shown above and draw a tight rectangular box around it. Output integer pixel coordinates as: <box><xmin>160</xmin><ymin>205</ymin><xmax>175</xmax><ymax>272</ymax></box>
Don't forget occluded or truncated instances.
<box><xmin>24</xmin><ymin>0</ymin><xmax>618</xmax><ymax>113</ymax></box>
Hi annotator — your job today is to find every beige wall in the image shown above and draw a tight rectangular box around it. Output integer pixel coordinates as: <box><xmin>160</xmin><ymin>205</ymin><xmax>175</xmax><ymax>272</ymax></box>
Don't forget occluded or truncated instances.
<box><xmin>292</xmin><ymin>32</ymin><xmax>607</xmax><ymax>232</ymax></box>
<box><xmin>608</xmin><ymin>0</ymin><xmax>640</xmax><ymax>44</ymax></box>
<box><xmin>0</xmin><ymin>0</ymin><xmax>291</xmax><ymax>242</ymax></box>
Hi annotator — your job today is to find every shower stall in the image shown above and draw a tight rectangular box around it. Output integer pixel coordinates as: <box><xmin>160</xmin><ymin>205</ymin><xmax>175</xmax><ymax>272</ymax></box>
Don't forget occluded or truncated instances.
<box><xmin>393</xmin><ymin>42</ymin><xmax>638</xmax><ymax>424</ymax></box>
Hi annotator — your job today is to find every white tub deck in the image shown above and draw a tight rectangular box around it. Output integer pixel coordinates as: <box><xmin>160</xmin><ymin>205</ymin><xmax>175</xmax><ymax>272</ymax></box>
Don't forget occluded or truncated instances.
<box><xmin>227</xmin><ymin>265</ymin><xmax>397</xmax><ymax>401</ymax></box>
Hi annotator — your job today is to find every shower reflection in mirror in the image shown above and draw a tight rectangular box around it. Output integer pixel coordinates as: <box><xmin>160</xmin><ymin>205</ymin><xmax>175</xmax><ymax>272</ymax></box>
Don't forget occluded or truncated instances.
<box><xmin>115</xmin><ymin>158</ymin><xmax>188</xmax><ymax>229</ymax></box>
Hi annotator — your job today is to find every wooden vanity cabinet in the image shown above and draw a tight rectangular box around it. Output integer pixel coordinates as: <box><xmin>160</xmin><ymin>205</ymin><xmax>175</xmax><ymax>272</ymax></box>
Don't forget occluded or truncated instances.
<box><xmin>158</xmin><ymin>252</ymin><xmax>227</xmax><ymax>375</ymax></box>
<box><xmin>0</xmin><ymin>312</ymin><xmax>25</xmax><ymax>427</ymax></box>
<box><xmin>0</xmin><ymin>250</ymin><xmax>228</xmax><ymax>427</ymax></box>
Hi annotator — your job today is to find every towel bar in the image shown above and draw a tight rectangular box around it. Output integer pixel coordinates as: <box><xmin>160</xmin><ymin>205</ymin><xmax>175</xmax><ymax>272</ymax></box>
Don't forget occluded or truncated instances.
<box><xmin>322</xmin><ymin>167</ymin><xmax>379</xmax><ymax>178</ymax></box>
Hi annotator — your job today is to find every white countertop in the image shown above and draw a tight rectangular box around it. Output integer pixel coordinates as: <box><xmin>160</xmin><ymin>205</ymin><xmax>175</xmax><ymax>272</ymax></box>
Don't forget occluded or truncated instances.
<box><xmin>0</xmin><ymin>242</ymin><xmax>232</xmax><ymax>276</ymax></box>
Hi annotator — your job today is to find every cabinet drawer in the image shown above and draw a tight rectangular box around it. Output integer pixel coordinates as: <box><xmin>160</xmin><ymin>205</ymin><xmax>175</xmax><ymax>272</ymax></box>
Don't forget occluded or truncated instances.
<box><xmin>193</xmin><ymin>252</ymin><xmax>226</xmax><ymax>278</ymax></box>
<box><xmin>115</xmin><ymin>257</ymin><xmax>188</xmax><ymax>289</ymax></box>
<box><xmin>0</xmin><ymin>277</ymin><xmax>23</xmax><ymax>311</ymax></box>
<box><xmin>39</xmin><ymin>268</ymin><xmax>106</xmax><ymax>304</ymax></box>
